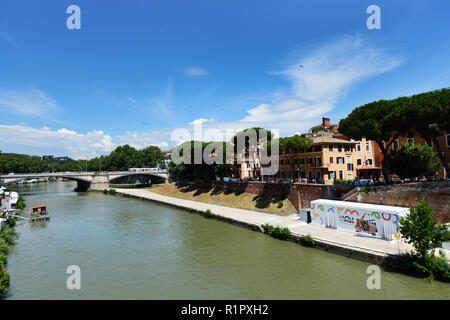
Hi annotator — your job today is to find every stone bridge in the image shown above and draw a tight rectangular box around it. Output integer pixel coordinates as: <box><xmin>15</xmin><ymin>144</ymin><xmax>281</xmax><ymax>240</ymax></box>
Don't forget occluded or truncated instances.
<box><xmin>0</xmin><ymin>171</ymin><xmax>169</xmax><ymax>191</ymax></box>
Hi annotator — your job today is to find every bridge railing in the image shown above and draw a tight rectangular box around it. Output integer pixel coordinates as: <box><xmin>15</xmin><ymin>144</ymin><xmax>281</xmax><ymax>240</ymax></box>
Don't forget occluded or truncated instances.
<box><xmin>0</xmin><ymin>170</ymin><xmax>168</xmax><ymax>178</ymax></box>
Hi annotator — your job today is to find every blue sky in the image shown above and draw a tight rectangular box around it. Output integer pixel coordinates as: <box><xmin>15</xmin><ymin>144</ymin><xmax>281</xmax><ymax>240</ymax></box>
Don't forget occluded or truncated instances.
<box><xmin>0</xmin><ymin>0</ymin><xmax>449</xmax><ymax>158</ymax></box>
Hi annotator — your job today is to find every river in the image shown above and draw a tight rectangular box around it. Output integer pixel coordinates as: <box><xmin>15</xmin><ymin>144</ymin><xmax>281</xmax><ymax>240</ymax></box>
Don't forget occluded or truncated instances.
<box><xmin>3</xmin><ymin>181</ymin><xmax>449</xmax><ymax>299</ymax></box>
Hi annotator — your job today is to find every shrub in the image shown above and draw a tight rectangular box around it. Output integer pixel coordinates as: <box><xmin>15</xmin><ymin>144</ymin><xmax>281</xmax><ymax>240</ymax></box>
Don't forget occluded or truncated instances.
<box><xmin>103</xmin><ymin>189</ymin><xmax>108</xmax><ymax>194</ymax></box>
<box><xmin>0</xmin><ymin>239</ymin><xmax>9</xmax><ymax>256</ymax></box>
<box><xmin>399</xmin><ymin>200</ymin><xmax>450</xmax><ymax>281</ymax></box>
<box><xmin>0</xmin><ymin>264</ymin><xmax>10</xmax><ymax>294</ymax></box>
<box><xmin>399</xmin><ymin>200</ymin><xmax>450</xmax><ymax>261</ymax></box>
<box><xmin>16</xmin><ymin>194</ymin><xmax>26</xmax><ymax>211</ymax></box>
<box><xmin>277</xmin><ymin>200</ymin><xmax>283</xmax><ymax>208</ymax></box>
<box><xmin>0</xmin><ymin>254</ymin><xmax>7</xmax><ymax>266</ymax></box>
<box><xmin>5</xmin><ymin>217</ymin><xmax>16</xmax><ymax>228</ymax></box>
<box><xmin>204</xmin><ymin>209</ymin><xmax>214</xmax><ymax>218</ymax></box>
<box><xmin>299</xmin><ymin>234</ymin><xmax>315</xmax><ymax>247</ymax></box>
<box><xmin>262</xmin><ymin>224</ymin><xmax>291</xmax><ymax>240</ymax></box>
<box><xmin>334</xmin><ymin>179</ymin><xmax>355</xmax><ymax>186</ymax></box>
<box><xmin>400</xmin><ymin>251</ymin><xmax>450</xmax><ymax>282</ymax></box>
<box><xmin>0</xmin><ymin>225</ymin><xmax>19</xmax><ymax>247</ymax></box>
<box><xmin>109</xmin><ymin>189</ymin><xmax>116</xmax><ymax>196</ymax></box>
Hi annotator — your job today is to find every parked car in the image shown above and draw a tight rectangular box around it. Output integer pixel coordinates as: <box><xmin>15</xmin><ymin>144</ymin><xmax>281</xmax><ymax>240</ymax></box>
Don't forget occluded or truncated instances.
<box><xmin>354</xmin><ymin>179</ymin><xmax>374</xmax><ymax>187</ymax></box>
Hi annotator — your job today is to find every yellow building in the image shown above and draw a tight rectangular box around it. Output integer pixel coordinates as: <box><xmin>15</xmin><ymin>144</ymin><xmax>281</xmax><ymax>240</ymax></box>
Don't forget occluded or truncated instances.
<box><xmin>264</xmin><ymin>134</ymin><xmax>381</xmax><ymax>184</ymax></box>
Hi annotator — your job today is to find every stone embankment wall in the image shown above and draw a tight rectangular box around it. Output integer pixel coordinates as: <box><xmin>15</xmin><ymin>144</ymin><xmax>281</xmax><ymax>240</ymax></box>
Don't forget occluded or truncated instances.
<box><xmin>347</xmin><ymin>181</ymin><xmax>450</xmax><ymax>223</ymax></box>
<box><xmin>179</xmin><ymin>181</ymin><xmax>353</xmax><ymax>211</ymax></box>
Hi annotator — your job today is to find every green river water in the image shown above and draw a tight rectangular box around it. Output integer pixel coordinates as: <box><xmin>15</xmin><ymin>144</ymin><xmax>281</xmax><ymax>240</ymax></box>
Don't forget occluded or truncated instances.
<box><xmin>3</xmin><ymin>182</ymin><xmax>449</xmax><ymax>299</ymax></box>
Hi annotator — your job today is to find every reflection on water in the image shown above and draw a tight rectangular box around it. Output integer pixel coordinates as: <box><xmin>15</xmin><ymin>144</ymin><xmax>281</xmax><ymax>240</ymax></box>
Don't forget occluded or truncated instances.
<box><xmin>3</xmin><ymin>182</ymin><xmax>449</xmax><ymax>299</ymax></box>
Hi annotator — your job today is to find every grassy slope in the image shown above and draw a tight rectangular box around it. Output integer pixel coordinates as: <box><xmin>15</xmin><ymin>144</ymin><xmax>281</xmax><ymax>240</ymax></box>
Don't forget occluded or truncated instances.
<box><xmin>149</xmin><ymin>183</ymin><xmax>297</xmax><ymax>215</ymax></box>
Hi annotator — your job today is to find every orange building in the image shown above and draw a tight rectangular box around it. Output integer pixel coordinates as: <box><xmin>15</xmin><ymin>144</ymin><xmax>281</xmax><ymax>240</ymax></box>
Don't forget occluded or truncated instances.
<box><xmin>379</xmin><ymin>132</ymin><xmax>450</xmax><ymax>180</ymax></box>
<box><xmin>260</xmin><ymin>118</ymin><xmax>382</xmax><ymax>184</ymax></box>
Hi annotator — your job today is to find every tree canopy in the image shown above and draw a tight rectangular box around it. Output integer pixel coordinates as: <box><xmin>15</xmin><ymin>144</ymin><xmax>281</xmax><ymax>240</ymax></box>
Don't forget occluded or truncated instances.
<box><xmin>0</xmin><ymin>145</ymin><xmax>164</xmax><ymax>173</ymax></box>
<box><xmin>388</xmin><ymin>142</ymin><xmax>441</xmax><ymax>180</ymax></box>
<box><xmin>339</xmin><ymin>88</ymin><xmax>450</xmax><ymax>181</ymax></box>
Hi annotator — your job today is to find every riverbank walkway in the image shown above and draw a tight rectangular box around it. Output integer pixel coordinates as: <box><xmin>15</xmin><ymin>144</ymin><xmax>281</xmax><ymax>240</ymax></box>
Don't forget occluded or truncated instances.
<box><xmin>115</xmin><ymin>188</ymin><xmax>450</xmax><ymax>262</ymax></box>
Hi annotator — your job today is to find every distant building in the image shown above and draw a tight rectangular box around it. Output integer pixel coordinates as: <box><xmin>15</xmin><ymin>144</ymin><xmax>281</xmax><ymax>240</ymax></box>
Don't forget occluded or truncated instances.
<box><xmin>260</xmin><ymin>118</ymin><xmax>382</xmax><ymax>184</ymax></box>
<box><xmin>161</xmin><ymin>149</ymin><xmax>172</xmax><ymax>168</ymax></box>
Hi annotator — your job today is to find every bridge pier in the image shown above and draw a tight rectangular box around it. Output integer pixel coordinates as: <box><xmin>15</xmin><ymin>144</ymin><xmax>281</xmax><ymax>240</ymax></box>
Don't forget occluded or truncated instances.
<box><xmin>88</xmin><ymin>174</ymin><xmax>110</xmax><ymax>191</ymax></box>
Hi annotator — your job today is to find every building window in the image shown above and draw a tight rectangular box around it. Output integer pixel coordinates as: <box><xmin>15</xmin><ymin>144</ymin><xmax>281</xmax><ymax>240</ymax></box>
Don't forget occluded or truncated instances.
<box><xmin>357</xmin><ymin>159</ymin><xmax>362</xmax><ymax>166</ymax></box>
<box><xmin>329</xmin><ymin>157</ymin><xmax>334</xmax><ymax>164</ymax></box>
<box><xmin>307</xmin><ymin>157</ymin><xmax>313</xmax><ymax>165</ymax></box>
<box><xmin>337</xmin><ymin>145</ymin><xmax>342</xmax><ymax>152</ymax></box>
<box><xmin>407</xmin><ymin>137</ymin><xmax>414</xmax><ymax>144</ymax></box>
<box><xmin>286</xmin><ymin>171</ymin><xmax>291</xmax><ymax>179</ymax></box>
<box><xmin>279</xmin><ymin>159</ymin><xmax>284</xmax><ymax>165</ymax></box>
<box><xmin>329</xmin><ymin>171</ymin><xmax>335</xmax><ymax>180</ymax></box>
<box><xmin>339</xmin><ymin>170</ymin><xmax>343</xmax><ymax>180</ymax></box>
<box><xmin>329</xmin><ymin>144</ymin><xmax>333</xmax><ymax>152</ymax></box>
<box><xmin>286</xmin><ymin>159</ymin><xmax>290</xmax><ymax>165</ymax></box>
<box><xmin>280</xmin><ymin>171</ymin><xmax>284</xmax><ymax>178</ymax></box>
<box><xmin>316</xmin><ymin>171</ymin><xmax>321</xmax><ymax>180</ymax></box>
<box><xmin>366</xmin><ymin>142</ymin><xmax>370</xmax><ymax>152</ymax></box>
<box><xmin>393</xmin><ymin>139</ymin><xmax>399</xmax><ymax>151</ymax></box>
<box><xmin>347</xmin><ymin>163</ymin><xmax>353</xmax><ymax>171</ymax></box>
<box><xmin>337</xmin><ymin>157</ymin><xmax>344</xmax><ymax>164</ymax></box>
<box><xmin>446</xmin><ymin>134</ymin><xmax>450</xmax><ymax>148</ymax></box>
<box><xmin>308</xmin><ymin>171</ymin><xmax>312</xmax><ymax>179</ymax></box>
<box><xmin>315</xmin><ymin>157</ymin><xmax>321</xmax><ymax>167</ymax></box>
<box><xmin>366</xmin><ymin>159</ymin><xmax>373</xmax><ymax>166</ymax></box>
<box><xmin>299</xmin><ymin>158</ymin><xmax>305</xmax><ymax>165</ymax></box>
<box><xmin>356</xmin><ymin>143</ymin><xmax>361</xmax><ymax>152</ymax></box>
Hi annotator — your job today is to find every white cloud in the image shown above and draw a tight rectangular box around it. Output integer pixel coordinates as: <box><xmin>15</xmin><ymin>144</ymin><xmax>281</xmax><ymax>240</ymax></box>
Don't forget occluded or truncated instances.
<box><xmin>238</xmin><ymin>34</ymin><xmax>403</xmax><ymax>134</ymax></box>
<box><xmin>185</xmin><ymin>67</ymin><xmax>208</xmax><ymax>77</ymax></box>
<box><xmin>0</xmin><ymin>124</ymin><xmax>115</xmax><ymax>159</ymax></box>
<box><xmin>117</xmin><ymin>130</ymin><xmax>170</xmax><ymax>150</ymax></box>
<box><xmin>146</xmin><ymin>76</ymin><xmax>174</xmax><ymax>119</ymax></box>
<box><xmin>189</xmin><ymin>118</ymin><xmax>214</xmax><ymax>125</ymax></box>
<box><xmin>1</xmin><ymin>31</ymin><xmax>19</xmax><ymax>47</ymax></box>
<box><xmin>0</xmin><ymin>87</ymin><xmax>62</xmax><ymax>120</ymax></box>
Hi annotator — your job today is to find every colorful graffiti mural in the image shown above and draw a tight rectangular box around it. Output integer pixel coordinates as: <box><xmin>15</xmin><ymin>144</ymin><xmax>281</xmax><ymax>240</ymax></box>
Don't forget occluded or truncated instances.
<box><xmin>309</xmin><ymin>201</ymin><xmax>407</xmax><ymax>240</ymax></box>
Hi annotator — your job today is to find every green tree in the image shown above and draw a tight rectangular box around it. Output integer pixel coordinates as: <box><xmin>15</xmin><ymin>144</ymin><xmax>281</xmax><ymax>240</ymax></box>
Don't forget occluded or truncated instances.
<box><xmin>399</xmin><ymin>200</ymin><xmax>450</xmax><ymax>262</ymax></box>
<box><xmin>398</xmin><ymin>88</ymin><xmax>450</xmax><ymax>178</ymax></box>
<box><xmin>278</xmin><ymin>135</ymin><xmax>314</xmax><ymax>180</ymax></box>
<box><xmin>339</xmin><ymin>98</ymin><xmax>410</xmax><ymax>183</ymax></box>
<box><xmin>388</xmin><ymin>142</ymin><xmax>441</xmax><ymax>180</ymax></box>
<box><xmin>16</xmin><ymin>195</ymin><xmax>26</xmax><ymax>211</ymax></box>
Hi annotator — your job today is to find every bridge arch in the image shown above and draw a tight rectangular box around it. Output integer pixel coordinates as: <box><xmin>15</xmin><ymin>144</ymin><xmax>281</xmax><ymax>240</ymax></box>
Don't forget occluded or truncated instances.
<box><xmin>108</xmin><ymin>172</ymin><xmax>167</xmax><ymax>185</ymax></box>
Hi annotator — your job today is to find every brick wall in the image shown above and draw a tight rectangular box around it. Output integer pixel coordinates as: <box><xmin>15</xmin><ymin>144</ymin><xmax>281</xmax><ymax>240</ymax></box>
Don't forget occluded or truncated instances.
<box><xmin>347</xmin><ymin>181</ymin><xmax>450</xmax><ymax>223</ymax></box>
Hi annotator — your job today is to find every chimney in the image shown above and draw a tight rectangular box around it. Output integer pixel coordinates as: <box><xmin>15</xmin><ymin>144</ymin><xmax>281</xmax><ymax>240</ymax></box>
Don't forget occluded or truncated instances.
<box><xmin>322</xmin><ymin>117</ymin><xmax>330</xmax><ymax>128</ymax></box>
